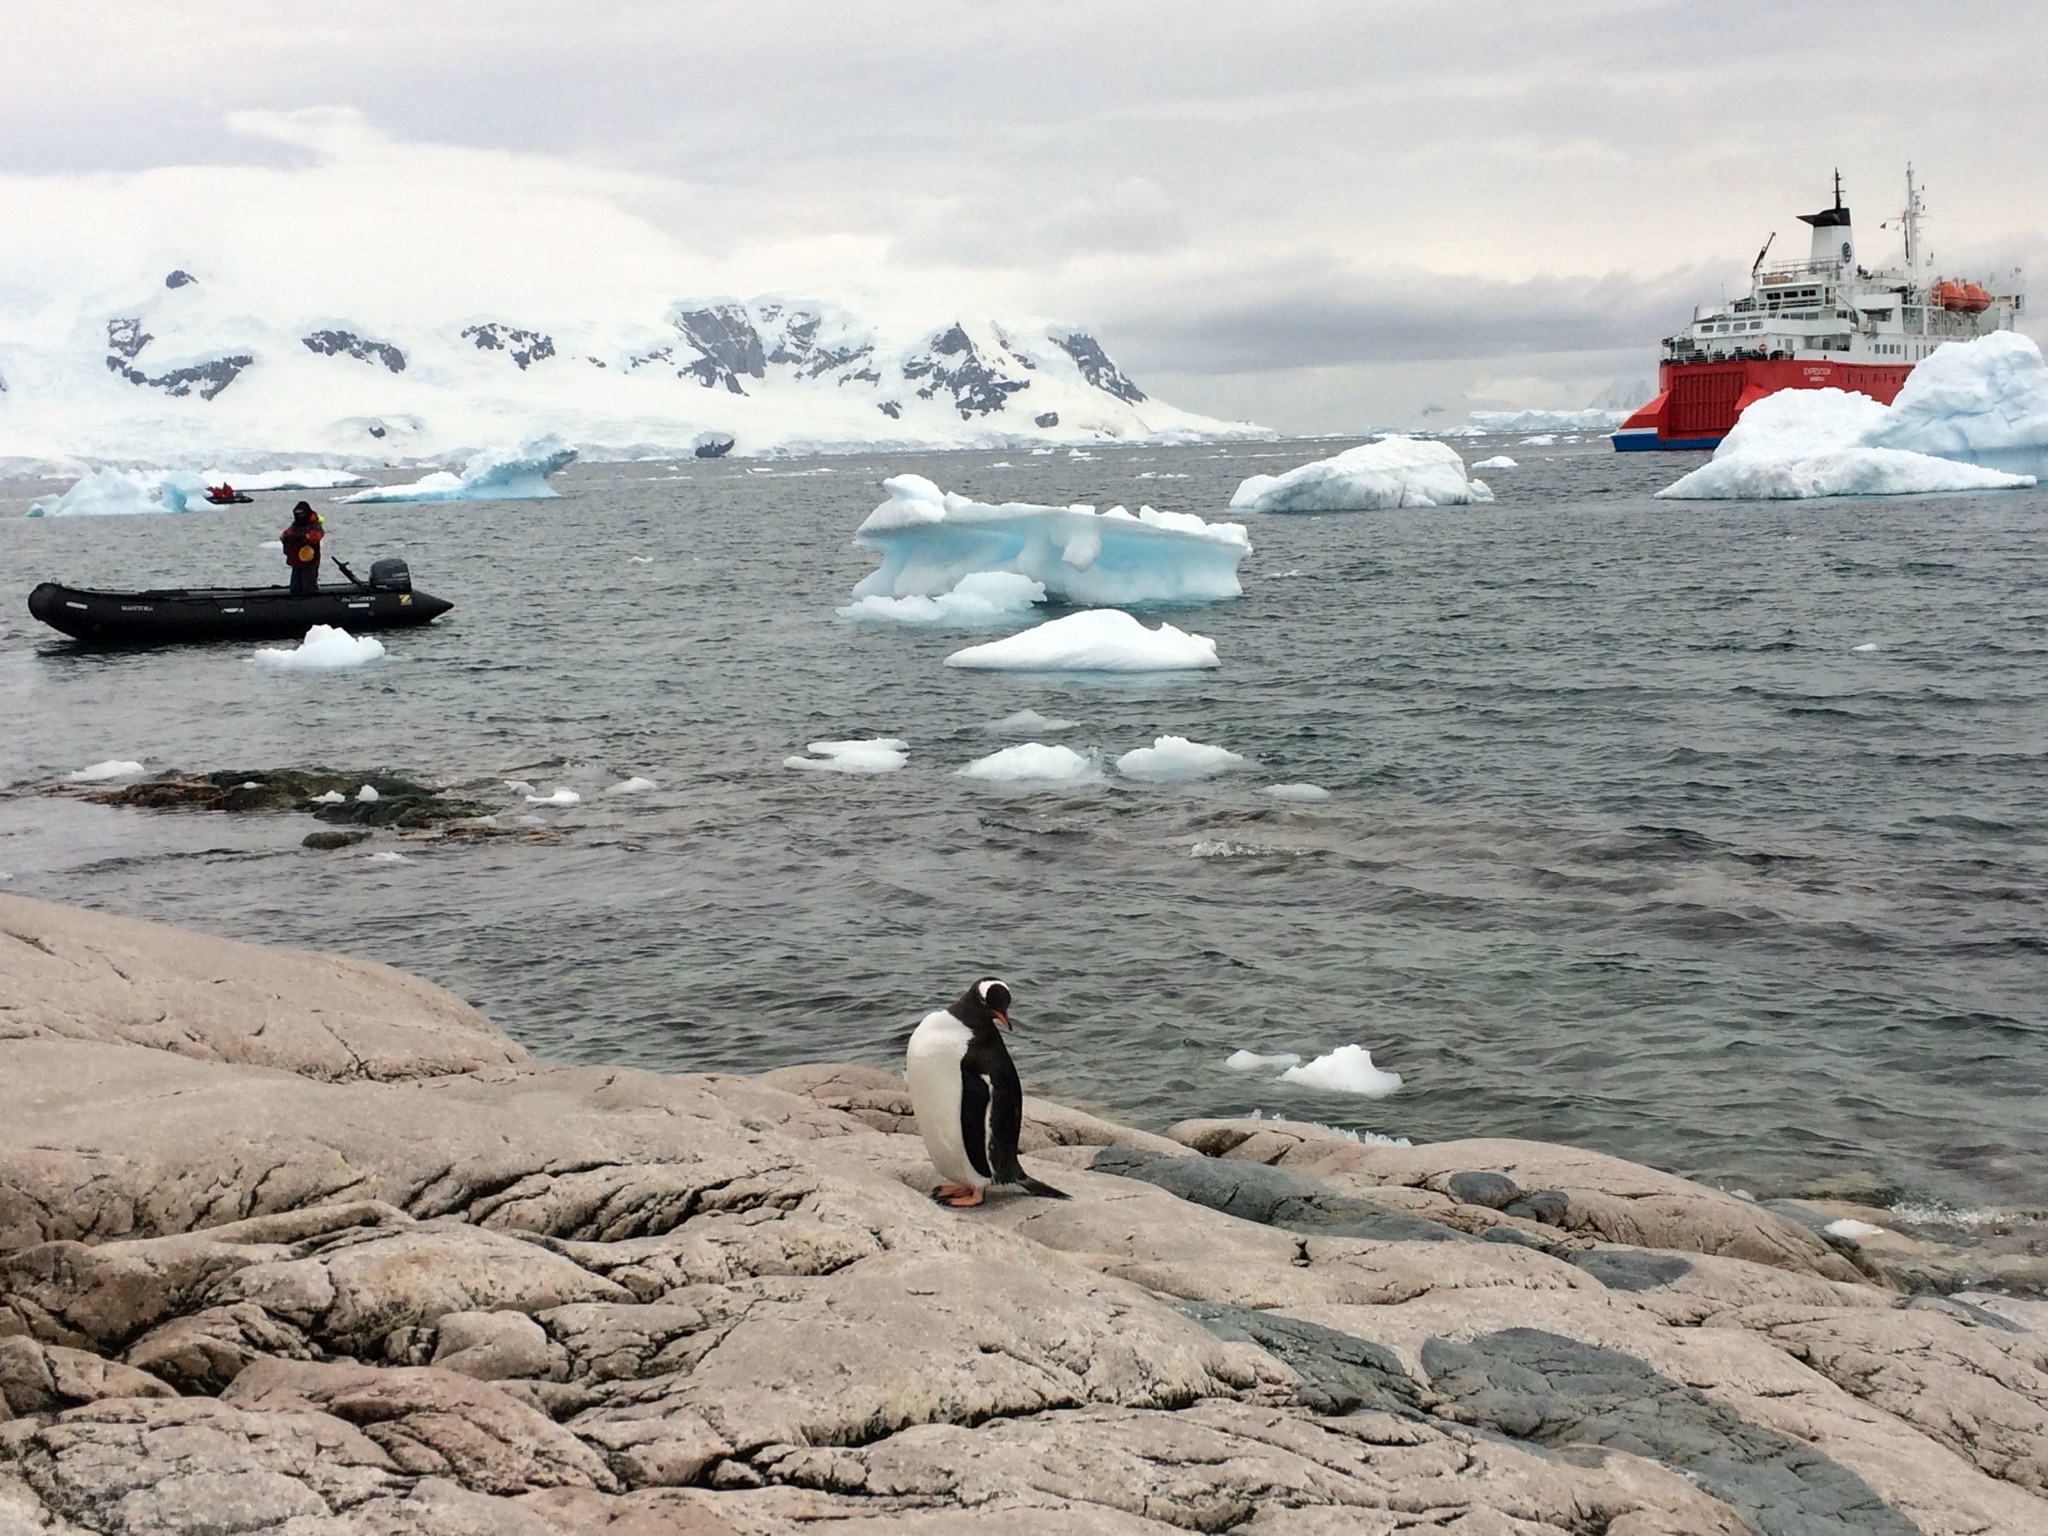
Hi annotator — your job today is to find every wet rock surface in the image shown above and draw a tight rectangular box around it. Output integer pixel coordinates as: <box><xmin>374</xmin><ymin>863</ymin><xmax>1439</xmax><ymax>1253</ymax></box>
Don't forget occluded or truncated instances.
<box><xmin>66</xmin><ymin>767</ymin><xmax>491</xmax><ymax>828</ymax></box>
<box><xmin>2</xmin><ymin>892</ymin><xmax>2045</xmax><ymax>1533</ymax></box>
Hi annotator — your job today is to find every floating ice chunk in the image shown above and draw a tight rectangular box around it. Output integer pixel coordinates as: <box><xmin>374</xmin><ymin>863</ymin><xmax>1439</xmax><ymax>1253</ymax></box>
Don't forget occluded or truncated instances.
<box><xmin>1116</xmin><ymin>735</ymin><xmax>1245</xmax><ymax>782</ymax></box>
<box><xmin>341</xmin><ymin>434</ymin><xmax>576</xmax><ymax>503</ymax></box>
<box><xmin>68</xmin><ymin>759</ymin><xmax>145</xmax><ymax>782</ymax></box>
<box><xmin>525</xmin><ymin>787</ymin><xmax>582</xmax><ymax>805</ymax></box>
<box><xmin>311</xmin><ymin>790</ymin><xmax>347</xmax><ymax>804</ymax></box>
<box><xmin>1824</xmin><ymin>1218</ymin><xmax>1886</xmax><ymax>1240</ymax></box>
<box><xmin>957</xmin><ymin>743</ymin><xmax>1099</xmax><ymax>785</ymax></box>
<box><xmin>254</xmin><ymin>625</ymin><xmax>387</xmax><ymax>670</ymax></box>
<box><xmin>990</xmin><ymin>708</ymin><xmax>1078</xmax><ymax>734</ymax></box>
<box><xmin>1517</xmin><ymin>435</ymin><xmax>1556</xmax><ymax>446</ymax></box>
<box><xmin>1226</xmin><ymin>1049</ymin><xmax>1302</xmax><ymax>1071</ymax></box>
<box><xmin>1279</xmin><ymin>1045</ymin><xmax>1403</xmax><ymax>1097</ymax></box>
<box><xmin>1191</xmin><ymin>840</ymin><xmax>1296</xmax><ymax>858</ymax></box>
<box><xmin>28</xmin><ymin>468</ymin><xmax>202</xmax><ymax>517</ymax></box>
<box><xmin>503</xmin><ymin>780</ymin><xmax>535</xmax><ymax>794</ymax></box>
<box><xmin>365</xmin><ymin>850</ymin><xmax>410</xmax><ymax>863</ymax></box>
<box><xmin>1868</xmin><ymin>331</ymin><xmax>2048</xmax><ymax>474</ymax></box>
<box><xmin>1470</xmin><ymin>455</ymin><xmax>1518</xmax><ymax>470</ymax></box>
<box><xmin>606</xmin><ymin>776</ymin><xmax>658</xmax><ymax>794</ymax></box>
<box><xmin>1658</xmin><ymin>445</ymin><xmax>2030</xmax><ymax>500</ymax></box>
<box><xmin>355</xmin><ymin>785</ymin><xmax>380</xmax><ymax>802</ymax></box>
<box><xmin>1262</xmin><ymin>783</ymin><xmax>1331</xmax><ymax>802</ymax></box>
<box><xmin>1229</xmin><ymin>439</ymin><xmax>1490</xmax><ymax>513</ymax></box>
<box><xmin>784</xmin><ymin>739</ymin><xmax>908</xmax><ymax>773</ymax></box>
<box><xmin>946</xmin><ymin>611</ymin><xmax>1218</xmax><ymax>672</ymax></box>
<box><xmin>837</xmin><ymin>571</ymin><xmax>1046</xmax><ymax>625</ymax></box>
<box><xmin>853</xmin><ymin>475</ymin><xmax>1248</xmax><ymax>606</ymax></box>
<box><xmin>1852</xmin><ymin>642</ymin><xmax>1880</xmax><ymax>653</ymax></box>
<box><xmin>629</xmin><ymin>556</ymin><xmax>654</xmax><ymax>564</ymax></box>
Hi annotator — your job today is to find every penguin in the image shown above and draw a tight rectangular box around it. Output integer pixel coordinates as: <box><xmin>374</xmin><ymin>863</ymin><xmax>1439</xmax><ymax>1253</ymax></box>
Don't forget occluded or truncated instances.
<box><xmin>905</xmin><ymin>977</ymin><xmax>1070</xmax><ymax>1208</ymax></box>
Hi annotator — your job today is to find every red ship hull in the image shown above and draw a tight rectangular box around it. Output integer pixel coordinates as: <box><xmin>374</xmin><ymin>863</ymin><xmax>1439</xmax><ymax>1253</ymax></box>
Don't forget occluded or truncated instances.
<box><xmin>1611</xmin><ymin>358</ymin><xmax>1914</xmax><ymax>451</ymax></box>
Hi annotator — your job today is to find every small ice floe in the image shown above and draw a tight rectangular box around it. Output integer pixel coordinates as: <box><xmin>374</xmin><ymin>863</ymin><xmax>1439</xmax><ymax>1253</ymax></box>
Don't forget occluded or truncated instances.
<box><xmin>504</xmin><ymin>779</ymin><xmax>535</xmax><ymax>794</ymax></box>
<box><xmin>1116</xmin><ymin>735</ymin><xmax>1245</xmax><ymax>782</ymax></box>
<box><xmin>1279</xmin><ymin>1045</ymin><xmax>1403</xmax><ymax>1098</ymax></box>
<box><xmin>990</xmin><ymin>708</ymin><xmax>1078</xmax><ymax>734</ymax></box>
<box><xmin>630</xmin><ymin>556</ymin><xmax>655</xmax><ymax>564</ymax></box>
<box><xmin>1191</xmin><ymin>840</ymin><xmax>1291</xmax><ymax>858</ymax></box>
<box><xmin>1518</xmin><ymin>434</ymin><xmax>1556</xmax><ymax>446</ymax></box>
<box><xmin>956</xmin><ymin>743</ymin><xmax>1098</xmax><ymax>786</ymax></box>
<box><xmin>355</xmin><ymin>785</ymin><xmax>380</xmax><ymax>802</ymax></box>
<box><xmin>606</xmin><ymin>776</ymin><xmax>658</xmax><ymax>794</ymax></box>
<box><xmin>365</xmin><ymin>850</ymin><xmax>410</xmax><ymax>863</ymax></box>
<box><xmin>67</xmin><ymin>759</ymin><xmax>145</xmax><ymax>782</ymax></box>
<box><xmin>784</xmin><ymin>739</ymin><xmax>909</xmax><ymax>774</ymax></box>
<box><xmin>1262</xmin><ymin>783</ymin><xmax>1331</xmax><ymax>802</ymax></box>
<box><xmin>1852</xmin><ymin>642</ymin><xmax>1881</xmax><ymax>653</ymax></box>
<box><xmin>1230</xmin><ymin>439</ymin><xmax>1492</xmax><ymax>513</ymax></box>
<box><xmin>946</xmin><ymin>611</ymin><xmax>1218</xmax><ymax>672</ymax></box>
<box><xmin>1470</xmin><ymin>455</ymin><xmax>1518</xmax><ymax>471</ymax></box>
<box><xmin>838</xmin><ymin>571</ymin><xmax>1046</xmax><ymax>626</ymax></box>
<box><xmin>1226</xmin><ymin>1049</ymin><xmax>1302</xmax><ymax>1071</ymax></box>
<box><xmin>311</xmin><ymin>790</ymin><xmax>346</xmax><ymax>804</ymax></box>
<box><xmin>341</xmin><ymin>434</ymin><xmax>575</xmax><ymax>503</ymax></box>
<box><xmin>1824</xmin><ymin>1218</ymin><xmax>1886</xmax><ymax>1240</ymax></box>
<box><xmin>525</xmin><ymin>787</ymin><xmax>582</xmax><ymax>805</ymax></box>
<box><xmin>254</xmin><ymin>625</ymin><xmax>386</xmax><ymax>671</ymax></box>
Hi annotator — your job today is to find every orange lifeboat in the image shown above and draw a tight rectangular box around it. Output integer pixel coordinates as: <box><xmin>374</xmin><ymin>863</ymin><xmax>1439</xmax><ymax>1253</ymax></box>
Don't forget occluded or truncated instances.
<box><xmin>1933</xmin><ymin>279</ymin><xmax>1994</xmax><ymax>313</ymax></box>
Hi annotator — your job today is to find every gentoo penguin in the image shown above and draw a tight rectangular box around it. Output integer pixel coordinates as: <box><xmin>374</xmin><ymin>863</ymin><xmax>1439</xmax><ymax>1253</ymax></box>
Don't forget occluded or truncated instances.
<box><xmin>905</xmin><ymin>977</ymin><xmax>1070</xmax><ymax>1208</ymax></box>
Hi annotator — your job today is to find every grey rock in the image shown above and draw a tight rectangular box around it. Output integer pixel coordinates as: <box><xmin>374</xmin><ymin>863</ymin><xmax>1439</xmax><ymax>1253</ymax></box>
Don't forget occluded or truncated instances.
<box><xmin>1089</xmin><ymin>1147</ymin><xmax>1466</xmax><ymax>1243</ymax></box>
<box><xmin>1445</xmin><ymin>1169</ymin><xmax>1521</xmax><ymax>1209</ymax></box>
<box><xmin>1054</xmin><ymin>332</ymin><xmax>1146</xmax><ymax>403</ymax></box>
<box><xmin>1422</xmin><ymin>1327</ymin><xmax>1920</xmax><ymax>1534</ymax></box>
<box><xmin>303</xmin><ymin>329</ymin><xmax>407</xmax><ymax>373</ymax></box>
<box><xmin>1173</xmin><ymin>1301</ymin><xmax>1419</xmax><ymax>1416</ymax></box>
<box><xmin>1571</xmin><ymin>1247</ymin><xmax>1694</xmax><ymax>1292</ymax></box>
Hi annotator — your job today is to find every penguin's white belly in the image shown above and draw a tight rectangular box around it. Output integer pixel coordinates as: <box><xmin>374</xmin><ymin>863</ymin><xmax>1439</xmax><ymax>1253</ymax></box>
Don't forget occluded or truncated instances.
<box><xmin>906</xmin><ymin>1010</ymin><xmax>986</xmax><ymax>1188</ymax></box>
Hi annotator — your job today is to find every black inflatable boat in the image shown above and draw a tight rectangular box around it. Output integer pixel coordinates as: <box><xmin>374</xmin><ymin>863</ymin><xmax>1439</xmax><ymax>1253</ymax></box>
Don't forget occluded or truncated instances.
<box><xmin>28</xmin><ymin>558</ymin><xmax>452</xmax><ymax>647</ymax></box>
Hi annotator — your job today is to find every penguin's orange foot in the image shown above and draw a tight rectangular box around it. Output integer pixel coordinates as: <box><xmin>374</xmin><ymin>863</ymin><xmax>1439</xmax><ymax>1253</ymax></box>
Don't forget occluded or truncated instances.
<box><xmin>934</xmin><ymin>1184</ymin><xmax>985</xmax><ymax>1208</ymax></box>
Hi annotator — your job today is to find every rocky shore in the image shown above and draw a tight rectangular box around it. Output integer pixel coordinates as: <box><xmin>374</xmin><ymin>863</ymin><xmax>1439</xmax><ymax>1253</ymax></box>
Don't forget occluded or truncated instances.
<box><xmin>2</xmin><ymin>892</ymin><xmax>2044</xmax><ymax>1534</ymax></box>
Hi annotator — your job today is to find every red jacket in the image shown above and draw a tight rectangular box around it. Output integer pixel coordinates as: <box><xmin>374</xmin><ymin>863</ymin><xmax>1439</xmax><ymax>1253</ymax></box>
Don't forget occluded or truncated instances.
<box><xmin>282</xmin><ymin>515</ymin><xmax>324</xmax><ymax>565</ymax></box>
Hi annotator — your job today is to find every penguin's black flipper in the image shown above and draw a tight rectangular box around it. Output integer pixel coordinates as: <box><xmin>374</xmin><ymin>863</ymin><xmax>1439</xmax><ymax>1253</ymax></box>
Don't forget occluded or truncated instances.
<box><xmin>972</xmin><ymin>1035</ymin><xmax>1072</xmax><ymax>1200</ymax></box>
<box><xmin>1014</xmin><ymin>1173</ymin><xmax>1071</xmax><ymax>1200</ymax></box>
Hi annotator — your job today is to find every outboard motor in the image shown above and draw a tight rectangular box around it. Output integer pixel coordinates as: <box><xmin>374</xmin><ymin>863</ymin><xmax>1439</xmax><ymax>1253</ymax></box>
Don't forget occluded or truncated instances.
<box><xmin>368</xmin><ymin>557</ymin><xmax>412</xmax><ymax>592</ymax></box>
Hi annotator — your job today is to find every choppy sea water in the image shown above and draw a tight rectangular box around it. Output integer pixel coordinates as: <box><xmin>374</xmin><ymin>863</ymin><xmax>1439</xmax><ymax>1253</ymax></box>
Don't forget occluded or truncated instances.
<box><xmin>2</xmin><ymin>440</ymin><xmax>2043</xmax><ymax>1213</ymax></box>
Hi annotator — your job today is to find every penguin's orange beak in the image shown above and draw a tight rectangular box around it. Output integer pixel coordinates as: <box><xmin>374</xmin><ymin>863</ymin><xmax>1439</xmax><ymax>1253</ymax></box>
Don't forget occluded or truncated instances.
<box><xmin>994</xmin><ymin>1010</ymin><xmax>1012</xmax><ymax>1031</ymax></box>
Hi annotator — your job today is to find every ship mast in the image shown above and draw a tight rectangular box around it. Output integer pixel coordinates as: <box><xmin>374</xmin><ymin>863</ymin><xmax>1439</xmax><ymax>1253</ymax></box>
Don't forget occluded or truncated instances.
<box><xmin>1900</xmin><ymin>164</ymin><xmax>1925</xmax><ymax>282</ymax></box>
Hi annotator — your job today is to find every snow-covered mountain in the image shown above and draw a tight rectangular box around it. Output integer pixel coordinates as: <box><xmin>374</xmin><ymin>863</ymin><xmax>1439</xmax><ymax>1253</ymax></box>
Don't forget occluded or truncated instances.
<box><xmin>0</xmin><ymin>274</ymin><xmax>1267</xmax><ymax>470</ymax></box>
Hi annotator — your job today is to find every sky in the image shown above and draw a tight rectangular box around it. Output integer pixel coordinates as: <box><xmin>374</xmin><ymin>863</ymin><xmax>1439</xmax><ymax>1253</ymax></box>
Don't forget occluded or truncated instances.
<box><xmin>4</xmin><ymin>0</ymin><xmax>2044</xmax><ymax>434</ymax></box>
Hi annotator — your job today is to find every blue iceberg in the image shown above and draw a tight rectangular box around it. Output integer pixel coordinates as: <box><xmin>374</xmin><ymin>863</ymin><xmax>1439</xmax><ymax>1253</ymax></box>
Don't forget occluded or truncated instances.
<box><xmin>342</xmin><ymin>434</ymin><xmax>576</xmax><ymax>504</ymax></box>
<box><xmin>851</xmin><ymin>475</ymin><xmax>1249</xmax><ymax>607</ymax></box>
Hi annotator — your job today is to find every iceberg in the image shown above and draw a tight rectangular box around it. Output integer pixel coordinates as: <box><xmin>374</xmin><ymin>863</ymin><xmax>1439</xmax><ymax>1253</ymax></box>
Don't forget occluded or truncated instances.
<box><xmin>253</xmin><ymin>625</ymin><xmax>386</xmax><ymax>670</ymax></box>
<box><xmin>1470</xmin><ymin>455</ymin><xmax>1517</xmax><ymax>471</ymax></box>
<box><xmin>1457</xmin><ymin>408</ymin><xmax>1627</xmax><ymax>435</ymax></box>
<box><xmin>784</xmin><ymin>738</ymin><xmax>909</xmax><ymax>773</ymax></box>
<box><xmin>1226</xmin><ymin>1049</ymin><xmax>1302</xmax><ymax>1071</ymax></box>
<box><xmin>1867</xmin><ymin>330</ymin><xmax>2048</xmax><ymax>476</ymax></box>
<box><xmin>837</xmin><ymin>571</ymin><xmax>1046</xmax><ymax>626</ymax></box>
<box><xmin>67</xmin><ymin>759</ymin><xmax>145</xmax><ymax>782</ymax></box>
<box><xmin>852</xmin><ymin>475</ymin><xmax>1249</xmax><ymax>607</ymax></box>
<box><xmin>1279</xmin><ymin>1045</ymin><xmax>1403</xmax><ymax>1098</ymax></box>
<box><xmin>1262</xmin><ymin>782</ymin><xmax>1331</xmax><ymax>802</ymax></box>
<box><xmin>341</xmin><ymin>434</ymin><xmax>576</xmax><ymax>503</ymax></box>
<box><xmin>1657</xmin><ymin>383</ymin><xmax>2035</xmax><ymax>500</ymax></box>
<box><xmin>1115</xmin><ymin>735</ymin><xmax>1245</xmax><ymax>782</ymax></box>
<box><xmin>524</xmin><ymin>787</ymin><xmax>581</xmax><ymax>805</ymax></box>
<box><xmin>956</xmin><ymin>743</ymin><xmax>1100</xmax><ymax>785</ymax></box>
<box><xmin>28</xmin><ymin>468</ymin><xmax>202</xmax><ymax>517</ymax></box>
<box><xmin>1229</xmin><ymin>439</ymin><xmax>1494</xmax><ymax>513</ymax></box>
<box><xmin>945</xmin><ymin>610</ymin><xmax>1218</xmax><ymax>672</ymax></box>
<box><xmin>989</xmin><ymin>708</ymin><xmax>1078</xmax><ymax>734</ymax></box>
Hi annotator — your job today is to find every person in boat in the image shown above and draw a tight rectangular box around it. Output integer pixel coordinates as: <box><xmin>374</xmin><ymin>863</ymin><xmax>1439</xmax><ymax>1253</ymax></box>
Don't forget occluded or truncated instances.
<box><xmin>282</xmin><ymin>502</ymin><xmax>324</xmax><ymax>596</ymax></box>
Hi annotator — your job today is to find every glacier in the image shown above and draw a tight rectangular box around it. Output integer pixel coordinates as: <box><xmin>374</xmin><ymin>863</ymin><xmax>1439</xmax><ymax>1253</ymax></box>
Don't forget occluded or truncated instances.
<box><xmin>1229</xmin><ymin>439</ymin><xmax>1495</xmax><ymax>513</ymax></box>
<box><xmin>944</xmin><ymin>610</ymin><xmax>1219</xmax><ymax>672</ymax></box>
<box><xmin>1658</xmin><ymin>337</ymin><xmax>2048</xmax><ymax>501</ymax></box>
<box><xmin>340</xmin><ymin>435</ymin><xmax>577</xmax><ymax>503</ymax></box>
<box><xmin>853</xmin><ymin>475</ymin><xmax>1249</xmax><ymax>607</ymax></box>
<box><xmin>0</xmin><ymin>274</ymin><xmax>1268</xmax><ymax>470</ymax></box>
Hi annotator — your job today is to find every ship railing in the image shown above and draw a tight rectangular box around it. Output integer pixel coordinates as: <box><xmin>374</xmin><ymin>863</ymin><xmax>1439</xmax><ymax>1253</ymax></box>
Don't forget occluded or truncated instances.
<box><xmin>1758</xmin><ymin>259</ymin><xmax>1844</xmax><ymax>282</ymax></box>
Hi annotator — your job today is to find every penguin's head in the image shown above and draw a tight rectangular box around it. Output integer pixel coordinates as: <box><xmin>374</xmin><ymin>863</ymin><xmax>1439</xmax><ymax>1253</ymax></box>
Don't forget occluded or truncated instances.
<box><xmin>958</xmin><ymin>976</ymin><xmax>1013</xmax><ymax>1031</ymax></box>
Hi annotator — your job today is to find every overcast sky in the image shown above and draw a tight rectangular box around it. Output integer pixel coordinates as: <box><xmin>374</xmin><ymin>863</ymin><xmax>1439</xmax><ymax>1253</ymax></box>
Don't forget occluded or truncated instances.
<box><xmin>5</xmin><ymin>0</ymin><xmax>2043</xmax><ymax>432</ymax></box>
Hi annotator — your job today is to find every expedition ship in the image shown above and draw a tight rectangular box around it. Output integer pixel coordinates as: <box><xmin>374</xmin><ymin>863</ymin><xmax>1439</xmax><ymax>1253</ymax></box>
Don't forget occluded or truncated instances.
<box><xmin>1612</xmin><ymin>170</ymin><xmax>2023</xmax><ymax>450</ymax></box>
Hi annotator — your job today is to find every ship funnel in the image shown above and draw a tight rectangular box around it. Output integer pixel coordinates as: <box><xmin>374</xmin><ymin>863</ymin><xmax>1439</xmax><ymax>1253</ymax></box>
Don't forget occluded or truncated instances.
<box><xmin>1798</xmin><ymin>170</ymin><xmax>1854</xmax><ymax>270</ymax></box>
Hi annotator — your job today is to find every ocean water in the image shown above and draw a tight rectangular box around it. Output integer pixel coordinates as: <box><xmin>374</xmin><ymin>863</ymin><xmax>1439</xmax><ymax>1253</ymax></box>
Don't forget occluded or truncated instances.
<box><xmin>2</xmin><ymin>440</ymin><xmax>2043</xmax><ymax>1212</ymax></box>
